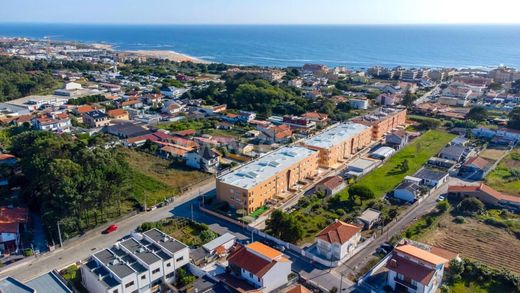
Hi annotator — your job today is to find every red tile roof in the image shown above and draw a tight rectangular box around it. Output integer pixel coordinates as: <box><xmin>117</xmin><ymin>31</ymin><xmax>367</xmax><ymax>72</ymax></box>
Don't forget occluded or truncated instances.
<box><xmin>386</xmin><ymin>255</ymin><xmax>435</xmax><ymax>285</ymax></box>
<box><xmin>302</xmin><ymin>112</ymin><xmax>328</xmax><ymax>120</ymax></box>
<box><xmin>316</xmin><ymin>220</ymin><xmax>361</xmax><ymax>244</ymax></box>
<box><xmin>395</xmin><ymin>244</ymin><xmax>448</xmax><ymax>266</ymax></box>
<box><xmin>285</xmin><ymin>285</ymin><xmax>312</xmax><ymax>293</ymax></box>
<box><xmin>317</xmin><ymin>176</ymin><xmax>344</xmax><ymax>190</ymax></box>
<box><xmin>174</xmin><ymin>129</ymin><xmax>196</xmax><ymax>137</ymax></box>
<box><xmin>107</xmin><ymin>109</ymin><xmax>128</xmax><ymax>118</ymax></box>
<box><xmin>464</xmin><ymin>156</ymin><xmax>491</xmax><ymax>170</ymax></box>
<box><xmin>0</xmin><ymin>154</ymin><xmax>15</xmax><ymax>161</ymax></box>
<box><xmin>448</xmin><ymin>183</ymin><xmax>520</xmax><ymax>203</ymax></box>
<box><xmin>0</xmin><ymin>207</ymin><xmax>28</xmax><ymax>234</ymax></box>
<box><xmin>228</xmin><ymin>245</ymin><xmax>276</xmax><ymax>278</ymax></box>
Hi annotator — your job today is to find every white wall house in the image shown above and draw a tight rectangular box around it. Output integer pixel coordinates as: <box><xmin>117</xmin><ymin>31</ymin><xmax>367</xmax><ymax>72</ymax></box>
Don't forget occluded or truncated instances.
<box><xmin>315</xmin><ymin>220</ymin><xmax>361</xmax><ymax>261</ymax></box>
<box><xmin>386</xmin><ymin>244</ymin><xmax>448</xmax><ymax>293</ymax></box>
<box><xmin>81</xmin><ymin>229</ymin><xmax>189</xmax><ymax>293</ymax></box>
<box><xmin>227</xmin><ymin>242</ymin><xmax>292</xmax><ymax>293</ymax></box>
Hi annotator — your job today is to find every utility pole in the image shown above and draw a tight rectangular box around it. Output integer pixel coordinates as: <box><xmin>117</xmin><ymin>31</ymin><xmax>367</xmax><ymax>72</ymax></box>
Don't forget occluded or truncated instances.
<box><xmin>144</xmin><ymin>193</ymin><xmax>147</xmax><ymax>212</ymax></box>
<box><xmin>57</xmin><ymin>221</ymin><xmax>63</xmax><ymax>248</ymax></box>
<box><xmin>191</xmin><ymin>204</ymin><xmax>194</xmax><ymax>222</ymax></box>
<box><xmin>339</xmin><ymin>272</ymin><xmax>344</xmax><ymax>292</ymax></box>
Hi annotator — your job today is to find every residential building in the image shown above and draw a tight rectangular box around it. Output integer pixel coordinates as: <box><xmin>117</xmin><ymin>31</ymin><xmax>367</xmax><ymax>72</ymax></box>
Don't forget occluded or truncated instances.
<box><xmin>385</xmin><ymin>244</ymin><xmax>448</xmax><ymax>293</ymax></box>
<box><xmin>301</xmin><ymin>112</ymin><xmax>329</xmax><ymax>127</ymax></box>
<box><xmin>349</xmin><ymin>98</ymin><xmax>369</xmax><ymax>110</ymax></box>
<box><xmin>301</xmin><ymin>122</ymin><xmax>372</xmax><ymax>169</ymax></box>
<box><xmin>0</xmin><ymin>154</ymin><xmax>17</xmax><ymax>166</ymax></box>
<box><xmin>302</xmin><ymin>64</ymin><xmax>329</xmax><ymax>74</ymax></box>
<box><xmin>394</xmin><ymin>181</ymin><xmax>423</xmax><ymax>202</ymax></box>
<box><xmin>458</xmin><ymin>156</ymin><xmax>493</xmax><ymax>180</ymax></box>
<box><xmin>185</xmin><ymin>147</ymin><xmax>220</xmax><ymax>174</ymax></box>
<box><xmin>32</xmin><ymin>114</ymin><xmax>71</xmax><ymax>133</ymax></box>
<box><xmin>107</xmin><ymin>109</ymin><xmax>130</xmax><ymax>120</ymax></box>
<box><xmin>202</xmin><ymin>233</ymin><xmax>236</xmax><ymax>256</ymax></box>
<box><xmin>83</xmin><ymin>110</ymin><xmax>110</xmax><ymax>128</ymax></box>
<box><xmin>25</xmin><ymin>271</ymin><xmax>72</xmax><ymax>293</ymax></box>
<box><xmin>259</xmin><ymin>124</ymin><xmax>293</xmax><ymax>144</ymax></box>
<box><xmin>81</xmin><ymin>228</ymin><xmax>189</xmax><ymax>293</ymax></box>
<box><xmin>410</xmin><ymin>168</ymin><xmax>449</xmax><ymax>189</ymax></box>
<box><xmin>438</xmin><ymin>85</ymin><xmax>472</xmax><ymax>107</ymax></box>
<box><xmin>385</xmin><ymin>130</ymin><xmax>409</xmax><ymax>149</ymax></box>
<box><xmin>438</xmin><ymin>145</ymin><xmax>467</xmax><ymax>162</ymax></box>
<box><xmin>315</xmin><ymin>176</ymin><xmax>345</xmax><ymax>197</ymax></box>
<box><xmin>216</xmin><ymin>146</ymin><xmax>319</xmax><ymax>213</ymax></box>
<box><xmin>345</xmin><ymin>158</ymin><xmax>380</xmax><ymax>178</ymax></box>
<box><xmin>104</xmin><ymin>122</ymin><xmax>151</xmax><ymax>139</ymax></box>
<box><xmin>315</xmin><ymin>220</ymin><xmax>361</xmax><ymax>261</ymax></box>
<box><xmin>353</xmin><ymin>108</ymin><xmax>407</xmax><ymax>140</ymax></box>
<box><xmin>226</xmin><ymin>242</ymin><xmax>292</xmax><ymax>293</ymax></box>
<box><xmin>282</xmin><ymin>115</ymin><xmax>316</xmax><ymax>131</ymax></box>
<box><xmin>369</xmin><ymin>146</ymin><xmax>396</xmax><ymax>160</ymax></box>
<box><xmin>376</xmin><ymin>93</ymin><xmax>399</xmax><ymax>106</ymax></box>
<box><xmin>356</xmin><ymin>208</ymin><xmax>381</xmax><ymax>229</ymax></box>
<box><xmin>448</xmin><ymin>183</ymin><xmax>520</xmax><ymax>212</ymax></box>
<box><xmin>0</xmin><ymin>207</ymin><xmax>28</xmax><ymax>253</ymax></box>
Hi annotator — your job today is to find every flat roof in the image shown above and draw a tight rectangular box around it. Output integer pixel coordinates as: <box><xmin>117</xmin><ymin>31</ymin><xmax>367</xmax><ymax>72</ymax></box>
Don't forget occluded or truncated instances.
<box><xmin>218</xmin><ymin>146</ymin><xmax>317</xmax><ymax>190</ymax></box>
<box><xmin>120</xmin><ymin>238</ymin><xmax>161</xmax><ymax>265</ymax></box>
<box><xmin>26</xmin><ymin>272</ymin><xmax>72</xmax><ymax>293</ymax></box>
<box><xmin>94</xmin><ymin>249</ymin><xmax>135</xmax><ymax>279</ymax></box>
<box><xmin>302</xmin><ymin>122</ymin><xmax>369</xmax><ymax>149</ymax></box>
<box><xmin>348</xmin><ymin>158</ymin><xmax>378</xmax><ymax>170</ymax></box>
<box><xmin>144</xmin><ymin>229</ymin><xmax>188</xmax><ymax>255</ymax></box>
<box><xmin>203</xmin><ymin>233</ymin><xmax>236</xmax><ymax>252</ymax></box>
<box><xmin>0</xmin><ymin>277</ymin><xmax>34</xmax><ymax>293</ymax></box>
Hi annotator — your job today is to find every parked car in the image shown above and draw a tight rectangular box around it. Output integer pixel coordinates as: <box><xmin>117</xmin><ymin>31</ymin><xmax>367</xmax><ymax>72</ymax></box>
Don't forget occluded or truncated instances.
<box><xmin>436</xmin><ymin>195</ymin><xmax>446</xmax><ymax>202</ymax></box>
<box><xmin>103</xmin><ymin>224</ymin><xmax>118</xmax><ymax>234</ymax></box>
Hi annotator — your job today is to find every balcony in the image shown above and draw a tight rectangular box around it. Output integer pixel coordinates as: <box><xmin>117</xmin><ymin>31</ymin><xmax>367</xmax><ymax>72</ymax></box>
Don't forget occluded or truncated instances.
<box><xmin>394</xmin><ymin>277</ymin><xmax>418</xmax><ymax>290</ymax></box>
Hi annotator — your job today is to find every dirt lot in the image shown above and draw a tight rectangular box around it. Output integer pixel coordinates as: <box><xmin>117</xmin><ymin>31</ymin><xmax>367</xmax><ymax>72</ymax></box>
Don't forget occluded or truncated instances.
<box><xmin>421</xmin><ymin>215</ymin><xmax>520</xmax><ymax>274</ymax></box>
<box><xmin>479</xmin><ymin>148</ymin><xmax>508</xmax><ymax>162</ymax></box>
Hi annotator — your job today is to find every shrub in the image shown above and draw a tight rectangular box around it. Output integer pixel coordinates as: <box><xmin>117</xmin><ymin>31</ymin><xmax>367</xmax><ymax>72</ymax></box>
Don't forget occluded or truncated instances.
<box><xmin>457</xmin><ymin>198</ymin><xmax>484</xmax><ymax>216</ymax></box>
<box><xmin>454</xmin><ymin>216</ymin><xmax>466</xmax><ymax>224</ymax></box>
<box><xmin>23</xmin><ymin>248</ymin><xmax>33</xmax><ymax>257</ymax></box>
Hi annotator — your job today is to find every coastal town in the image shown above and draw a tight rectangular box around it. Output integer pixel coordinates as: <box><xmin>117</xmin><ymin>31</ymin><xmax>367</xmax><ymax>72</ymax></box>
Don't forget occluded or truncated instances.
<box><xmin>0</xmin><ymin>36</ymin><xmax>518</xmax><ymax>293</ymax></box>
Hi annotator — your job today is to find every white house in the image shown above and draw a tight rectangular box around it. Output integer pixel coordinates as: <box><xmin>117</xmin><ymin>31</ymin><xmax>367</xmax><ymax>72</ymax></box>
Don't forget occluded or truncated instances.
<box><xmin>185</xmin><ymin>147</ymin><xmax>219</xmax><ymax>174</ymax></box>
<box><xmin>315</xmin><ymin>220</ymin><xmax>361</xmax><ymax>261</ymax></box>
<box><xmin>349</xmin><ymin>98</ymin><xmax>369</xmax><ymax>110</ymax></box>
<box><xmin>81</xmin><ymin>228</ymin><xmax>189</xmax><ymax>293</ymax></box>
<box><xmin>386</xmin><ymin>244</ymin><xmax>448</xmax><ymax>293</ymax></box>
<box><xmin>394</xmin><ymin>181</ymin><xmax>423</xmax><ymax>202</ymax></box>
<box><xmin>411</xmin><ymin>168</ymin><xmax>449</xmax><ymax>189</ymax></box>
<box><xmin>202</xmin><ymin>233</ymin><xmax>236</xmax><ymax>256</ymax></box>
<box><xmin>65</xmin><ymin>82</ymin><xmax>83</xmax><ymax>90</ymax></box>
<box><xmin>226</xmin><ymin>242</ymin><xmax>292</xmax><ymax>293</ymax></box>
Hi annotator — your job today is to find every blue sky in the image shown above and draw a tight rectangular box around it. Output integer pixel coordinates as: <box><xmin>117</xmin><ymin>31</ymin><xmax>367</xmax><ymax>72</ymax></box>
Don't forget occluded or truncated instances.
<box><xmin>2</xmin><ymin>0</ymin><xmax>520</xmax><ymax>25</ymax></box>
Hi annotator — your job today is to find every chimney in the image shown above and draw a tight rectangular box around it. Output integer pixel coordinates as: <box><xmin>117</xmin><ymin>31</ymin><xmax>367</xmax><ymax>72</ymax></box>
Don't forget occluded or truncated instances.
<box><xmin>389</xmin><ymin>259</ymin><xmax>398</xmax><ymax>268</ymax></box>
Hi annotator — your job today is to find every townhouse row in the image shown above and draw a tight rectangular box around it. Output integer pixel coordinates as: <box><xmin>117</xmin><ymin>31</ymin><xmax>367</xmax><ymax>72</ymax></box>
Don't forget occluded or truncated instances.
<box><xmin>216</xmin><ymin>108</ymin><xmax>407</xmax><ymax>213</ymax></box>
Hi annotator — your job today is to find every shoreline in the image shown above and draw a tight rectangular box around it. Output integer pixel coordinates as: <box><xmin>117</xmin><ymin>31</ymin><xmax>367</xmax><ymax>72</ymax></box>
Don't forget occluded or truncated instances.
<box><xmin>123</xmin><ymin>49</ymin><xmax>210</xmax><ymax>64</ymax></box>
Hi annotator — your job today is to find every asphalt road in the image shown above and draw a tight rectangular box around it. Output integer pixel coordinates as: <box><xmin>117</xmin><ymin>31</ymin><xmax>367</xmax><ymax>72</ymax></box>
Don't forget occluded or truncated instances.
<box><xmin>0</xmin><ymin>179</ymin><xmax>217</xmax><ymax>282</ymax></box>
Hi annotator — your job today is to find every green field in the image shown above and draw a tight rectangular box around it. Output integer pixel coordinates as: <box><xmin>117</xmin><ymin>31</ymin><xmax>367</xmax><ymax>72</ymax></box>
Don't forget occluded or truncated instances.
<box><xmin>342</xmin><ymin>130</ymin><xmax>456</xmax><ymax>199</ymax></box>
<box><xmin>120</xmin><ymin>148</ymin><xmax>210</xmax><ymax>206</ymax></box>
<box><xmin>485</xmin><ymin>149</ymin><xmax>520</xmax><ymax>196</ymax></box>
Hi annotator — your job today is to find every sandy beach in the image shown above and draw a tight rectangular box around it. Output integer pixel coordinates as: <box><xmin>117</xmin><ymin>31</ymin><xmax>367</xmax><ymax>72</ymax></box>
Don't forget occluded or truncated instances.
<box><xmin>124</xmin><ymin>50</ymin><xmax>209</xmax><ymax>64</ymax></box>
<box><xmin>91</xmin><ymin>43</ymin><xmax>114</xmax><ymax>51</ymax></box>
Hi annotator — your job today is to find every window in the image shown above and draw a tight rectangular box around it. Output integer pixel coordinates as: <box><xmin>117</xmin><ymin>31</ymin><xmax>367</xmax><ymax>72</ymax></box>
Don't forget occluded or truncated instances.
<box><xmin>249</xmin><ymin>272</ymin><xmax>253</xmax><ymax>278</ymax></box>
<box><xmin>113</xmin><ymin>290</ymin><xmax>119</xmax><ymax>293</ymax></box>
<box><xmin>166</xmin><ymin>262</ymin><xmax>171</xmax><ymax>267</ymax></box>
<box><xmin>152</xmin><ymin>268</ymin><xmax>160</xmax><ymax>274</ymax></box>
<box><xmin>166</xmin><ymin>272</ymin><xmax>175</xmax><ymax>278</ymax></box>
<box><xmin>125</xmin><ymin>281</ymin><xmax>134</xmax><ymax>288</ymax></box>
<box><xmin>176</xmin><ymin>256</ymin><xmax>184</xmax><ymax>262</ymax></box>
<box><xmin>141</xmin><ymin>275</ymin><xmax>146</xmax><ymax>280</ymax></box>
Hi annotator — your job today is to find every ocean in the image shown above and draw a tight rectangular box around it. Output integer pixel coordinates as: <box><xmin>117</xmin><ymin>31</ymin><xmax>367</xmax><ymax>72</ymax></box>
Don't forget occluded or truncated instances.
<box><xmin>0</xmin><ymin>23</ymin><xmax>519</xmax><ymax>69</ymax></box>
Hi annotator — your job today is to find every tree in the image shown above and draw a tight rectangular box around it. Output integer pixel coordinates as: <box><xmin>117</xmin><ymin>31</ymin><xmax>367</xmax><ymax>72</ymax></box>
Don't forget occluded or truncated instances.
<box><xmin>349</xmin><ymin>185</ymin><xmax>375</xmax><ymax>204</ymax></box>
<box><xmin>400</xmin><ymin>159</ymin><xmax>410</xmax><ymax>173</ymax></box>
<box><xmin>402</xmin><ymin>91</ymin><xmax>417</xmax><ymax>107</ymax></box>
<box><xmin>436</xmin><ymin>200</ymin><xmax>450</xmax><ymax>213</ymax></box>
<box><xmin>448</xmin><ymin>259</ymin><xmax>465</xmax><ymax>282</ymax></box>
<box><xmin>265</xmin><ymin>210</ymin><xmax>304</xmax><ymax>244</ymax></box>
<box><xmin>508</xmin><ymin>107</ymin><xmax>520</xmax><ymax>130</ymax></box>
<box><xmin>457</xmin><ymin>198</ymin><xmax>485</xmax><ymax>216</ymax></box>
<box><xmin>467</xmin><ymin>106</ymin><xmax>488</xmax><ymax>122</ymax></box>
<box><xmin>488</xmin><ymin>82</ymin><xmax>502</xmax><ymax>91</ymax></box>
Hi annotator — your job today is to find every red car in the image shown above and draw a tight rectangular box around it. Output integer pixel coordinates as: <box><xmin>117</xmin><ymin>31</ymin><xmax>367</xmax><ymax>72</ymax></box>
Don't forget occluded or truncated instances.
<box><xmin>103</xmin><ymin>224</ymin><xmax>118</xmax><ymax>234</ymax></box>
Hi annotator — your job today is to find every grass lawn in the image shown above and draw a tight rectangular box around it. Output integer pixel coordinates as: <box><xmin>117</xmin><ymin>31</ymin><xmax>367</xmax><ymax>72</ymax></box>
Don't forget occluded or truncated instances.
<box><xmin>120</xmin><ymin>148</ymin><xmax>210</xmax><ymax>206</ymax></box>
<box><xmin>250</xmin><ymin>205</ymin><xmax>269</xmax><ymax>218</ymax></box>
<box><xmin>342</xmin><ymin>130</ymin><xmax>455</xmax><ymax>200</ymax></box>
<box><xmin>60</xmin><ymin>264</ymin><xmax>88</xmax><ymax>293</ymax></box>
<box><xmin>485</xmin><ymin>148</ymin><xmax>520</xmax><ymax>196</ymax></box>
<box><xmin>447</xmin><ymin>279</ymin><xmax>519</xmax><ymax>293</ymax></box>
<box><xmin>138</xmin><ymin>218</ymin><xmax>218</xmax><ymax>247</ymax></box>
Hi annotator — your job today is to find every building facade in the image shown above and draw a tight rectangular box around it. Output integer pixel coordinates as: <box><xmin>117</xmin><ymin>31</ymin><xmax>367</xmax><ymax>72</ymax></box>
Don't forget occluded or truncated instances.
<box><xmin>301</xmin><ymin>122</ymin><xmax>372</xmax><ymax>169</ymax></box>
<box><xmin>353</xmin><ymin>108</ymin><xmax>407</xmax><ymax>140</ymax></box>
<box><xmin>216</xmin><ymin>146</ymin><xmax>319</xmax><ymax>213</ymax></box>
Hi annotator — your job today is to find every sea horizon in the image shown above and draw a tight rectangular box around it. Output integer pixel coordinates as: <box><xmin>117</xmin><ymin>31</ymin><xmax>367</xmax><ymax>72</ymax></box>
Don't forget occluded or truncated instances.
<box><xmin>1</xmin><ymin>23</ymin><xmax>519</xmax><ymax>69</ymax></box>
